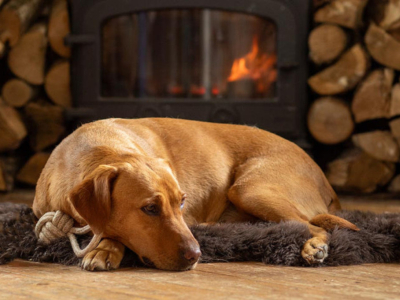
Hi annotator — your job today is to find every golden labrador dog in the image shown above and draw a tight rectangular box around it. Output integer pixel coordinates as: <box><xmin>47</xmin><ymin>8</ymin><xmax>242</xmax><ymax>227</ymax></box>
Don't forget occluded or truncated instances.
<box><xmin>33</xmin><ymin>118</ymin><xmax>358</xmax><ymax>271</ymax></box>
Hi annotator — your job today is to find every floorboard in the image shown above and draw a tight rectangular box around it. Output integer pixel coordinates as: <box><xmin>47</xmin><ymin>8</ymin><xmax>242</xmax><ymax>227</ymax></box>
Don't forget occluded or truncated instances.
<box><xmin>0</xmin><ymin>190</ymin><xmax>399</xmax><ymax>299</ymax></box>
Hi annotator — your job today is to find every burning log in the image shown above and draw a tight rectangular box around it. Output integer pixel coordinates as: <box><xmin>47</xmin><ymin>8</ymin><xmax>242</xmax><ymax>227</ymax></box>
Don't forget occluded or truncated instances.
<box><xmin>7</xmin><ymin>22</ymin><xmax>47</xmax><ymax>85</ymax></box>
<box><xmin>308</xmin><ymin>24</ymin><xmax>348</xmax><ymax>65</ymax></box>
<box><xmin>314</xmin><ymin>0</ymin><xmax>368</xmax><ymax>29</ymax></box>
<box><xmin>44</xmin><ymin>60</ymin><xmax>71</xmax><ymax>107</ymax></box>
<box><xmin>326</xmin><ymin>148</ymin><xmax>395</xmax><ymax>193</ymax></box>
<box><xmin>0</xmin><ymin>0</ymin><xmax>47</xmax><ymax>47</ymax></box>
<box><xmin>365</xmin><ymin>23</ymin><xmax>400</xmax><ymax>71</ymax></box>
<box><xmin>48</xmin><ymin>0</ymin><xmax>70</xmax><ymax>58</ymax></box>
<box><xmin>16</xmin><ymin>152</ymin><xmax>50</xmax><ymax>186</ymax></box>
<box><xmin>352</xmin><ymin>131</ymin><xmax>400</xmax><ymax>162</ymax></box>
<box><xmin>307</xmin><ymin>97</ymin><xmax>354</xmax><ymax>144</ymax></box>
<box><xmin>308</xmin><ymin>44</ymin><xmax>369</xmax><ymax>95</ymax></box>
<box><xmin>351</xmin><ymin>69</ymin><xmax>394</xmax><ymax>123</ymax></box>
<box><xmin>1</xmin><ymin>78</ymin><xmax>38</xmax><ymax>107</ymax></box>
<box><xmin>227</xmin><ymin>79</ymin><xmax>256</xmax><ymax>98</ymax></box>
<box><xmin>0</xmin><ymin>100</ymin><xmax>27</xmax><ymax>152</ymax></box>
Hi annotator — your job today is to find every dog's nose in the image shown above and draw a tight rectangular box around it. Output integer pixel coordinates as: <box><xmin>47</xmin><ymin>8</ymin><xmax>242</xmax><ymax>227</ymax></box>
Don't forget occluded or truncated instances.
<box><xmin>183</xmin><ymin>246</ymin><xmax>201</xmax><ymax>264</ymax></box>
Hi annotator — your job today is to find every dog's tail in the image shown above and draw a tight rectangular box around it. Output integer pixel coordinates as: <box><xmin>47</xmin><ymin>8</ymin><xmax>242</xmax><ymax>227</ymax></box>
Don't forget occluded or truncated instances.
<box><xmin>310</xmin><ymin>214</ymin><xmax>360</xmax><ymax>232</ymax></box>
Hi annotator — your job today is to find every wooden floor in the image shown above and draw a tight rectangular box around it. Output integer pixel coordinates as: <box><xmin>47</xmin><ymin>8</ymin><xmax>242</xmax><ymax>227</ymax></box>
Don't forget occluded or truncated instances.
<box><xmin>1</xmin><ymin>190</ymin><xmax>400</xmax><ymax>300</ymax></box>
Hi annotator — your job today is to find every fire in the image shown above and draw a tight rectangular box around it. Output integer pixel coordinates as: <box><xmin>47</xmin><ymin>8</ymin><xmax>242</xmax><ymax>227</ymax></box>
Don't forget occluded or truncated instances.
<box><xmin>228</xmin><ymin>37</ymin><xmax>277</xmax><ymax>94</ymax></box>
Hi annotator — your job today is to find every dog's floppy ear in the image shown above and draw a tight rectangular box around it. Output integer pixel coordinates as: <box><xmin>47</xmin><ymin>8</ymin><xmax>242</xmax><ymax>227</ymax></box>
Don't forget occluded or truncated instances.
<box><xmin>69</xmin><ymin>164</ymin><xmax>119</xmax><ymax>235</ymax></box>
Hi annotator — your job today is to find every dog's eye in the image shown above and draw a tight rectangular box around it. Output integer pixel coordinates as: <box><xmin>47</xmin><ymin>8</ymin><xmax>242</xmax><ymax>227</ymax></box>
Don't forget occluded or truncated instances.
<box><xmin>141</xmin><ymin>204</ymin><xmax>160</xmax><ymax>216</ymax></box>
<box><xmin>180</xmin><ymin>194</ymin><xmax>186</xmax><ymax>210</ymax></box>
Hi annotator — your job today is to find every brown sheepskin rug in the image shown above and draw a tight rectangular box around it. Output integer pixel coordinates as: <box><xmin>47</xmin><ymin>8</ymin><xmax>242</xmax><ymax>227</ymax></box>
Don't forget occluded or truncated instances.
<box><xmin>1</xmin><ymin>202</ymin><xmax>400</xmax><ymax>268</ymax></box>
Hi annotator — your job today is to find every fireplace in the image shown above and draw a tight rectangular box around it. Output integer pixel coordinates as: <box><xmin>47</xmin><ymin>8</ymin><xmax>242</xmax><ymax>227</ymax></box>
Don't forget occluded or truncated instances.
<box><xmin>67</xmin><ymin>0</ymin><xmax>311</xmax><ymax>144</ymax></box>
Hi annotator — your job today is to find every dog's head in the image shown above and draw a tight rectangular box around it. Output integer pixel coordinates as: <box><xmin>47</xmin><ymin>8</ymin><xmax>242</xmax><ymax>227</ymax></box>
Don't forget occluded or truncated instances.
<box><xmin>69</xmin><ymin>157</ymin><xmax>201</xmax><ymax>271</ymax></box>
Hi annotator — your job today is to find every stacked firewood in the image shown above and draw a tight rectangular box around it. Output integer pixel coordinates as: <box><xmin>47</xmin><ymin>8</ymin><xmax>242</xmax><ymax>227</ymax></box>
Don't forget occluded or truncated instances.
<box><xmin>308</xmin><ymin>0</ymin><xmax>400</xmax><ymax>193</ymax></box>
<box><xmin>0</xmin><ymin>0</ymin><xmax>70</xmax><ymax>191</ymax></box>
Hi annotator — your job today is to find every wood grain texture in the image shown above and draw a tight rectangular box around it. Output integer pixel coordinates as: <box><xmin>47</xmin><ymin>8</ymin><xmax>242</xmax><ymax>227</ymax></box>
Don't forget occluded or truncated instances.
<box><xmin>0</xmin><ymin>260</ymin><xmax>399</xmax><ymax>300</ymax></box>
<box><xmin>314</xmin><ymin>0</ymin><xmax>368</xmax><ymax>29</ymax></box>
<box><xmin>308</xmin><ymin>44</ymin><xmax>369</xmax><ymax>95</ymax></box>
<box><xmin>7</xmin><ymin>22</ymin><xmax>47</xmax><ymax>85</ymax></box>
<box><xmin>307</xmin><ymin>97</ymin><xmax>354</xmax><ymax>144</ymax></box>
<box><xmin>365</xmin><ymin>23</ymin><xmax>400</xmax><ymax>71</ymax></box>
<box><xmin>352</xmin><ymin>130</ymin><xmax>400</xmax><ymax>162</ymax></box>
<box><xmin>352</xmin><ymin>69</ymin><xmax>393</xmax><ymax>123</ymax></box>
<box><xmin>308</xmin><ymin>24</ymin><xmax>347</xmax><ymax>64</ymax></box>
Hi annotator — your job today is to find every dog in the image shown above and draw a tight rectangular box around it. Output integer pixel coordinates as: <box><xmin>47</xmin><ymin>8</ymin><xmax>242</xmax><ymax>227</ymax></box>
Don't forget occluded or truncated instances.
<box><xmin>33</xmin><ymin>118</ymin><xmax>358</xmax><ymax>271</ymax></box>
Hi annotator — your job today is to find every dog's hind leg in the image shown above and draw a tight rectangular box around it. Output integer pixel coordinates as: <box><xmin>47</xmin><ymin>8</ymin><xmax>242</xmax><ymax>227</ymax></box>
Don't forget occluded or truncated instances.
<box><xmin>228</xmin><ymin>186</ymin><xmax>331</xmax><ymax>263</ymax></box>
<box><xmin>81</xmin><ymin>238</ymin><xmax>125</xmax><ymax>271</ymax></box>
<box><xmin>227</xmin><ymin>157</ymin><xmax>346</xmax><ymax>264</ymax></box>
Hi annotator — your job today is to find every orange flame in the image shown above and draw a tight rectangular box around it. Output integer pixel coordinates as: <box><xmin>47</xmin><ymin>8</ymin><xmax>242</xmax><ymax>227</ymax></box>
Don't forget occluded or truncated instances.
<box><xmin>228</xmin><ymin>37</ymin><xmax>277</xmax><ymax>94</ymax></box>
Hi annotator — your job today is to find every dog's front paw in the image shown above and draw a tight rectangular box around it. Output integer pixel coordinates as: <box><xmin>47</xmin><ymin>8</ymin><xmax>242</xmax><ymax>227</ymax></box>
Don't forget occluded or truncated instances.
<box><xmin>81</xmin><ymin>239</ymin><xmax>125</xmax><ymax>271</ymax></box>
<box><xmin>301</xmin><ymin>237</ymin><xmax>328</xmax><ymax>264</ymax></box>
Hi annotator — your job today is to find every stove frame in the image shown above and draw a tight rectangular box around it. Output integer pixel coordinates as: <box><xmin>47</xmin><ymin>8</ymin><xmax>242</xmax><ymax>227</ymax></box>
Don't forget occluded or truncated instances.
<box><xmin>67</xmin><ymin>0</ymin><xmax>311</xmax><ymax>143</ymax></box>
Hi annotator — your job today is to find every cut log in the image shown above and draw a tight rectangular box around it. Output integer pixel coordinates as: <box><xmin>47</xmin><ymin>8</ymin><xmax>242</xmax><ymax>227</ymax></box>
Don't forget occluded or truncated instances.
<box><xmin>0</xmin><ymin>154</ymin><xmax>23</xmax><ymax>191</ymax></box>
<box><xmin>387</xmin><ymin>84</ymin><xmax>400</xmax><ymax>145</ymax></box>
<box><xmin>307</xmin><ymin>97</ymin><xmax>354</xmax><ymax>144</ymax></box>
<box><xmin>0</xmin><ymin>41</ymin><xmax>5</xmax><ymax>58</ymax></box>
<box><xmin>352</xmin><ymin>131</ymin><xmax>400</xmax><ymax>162</ymax></box>
<box><xmin>0</xmin><ymin>0</ymin><xmax>10</xmax><ymax>7</ymax></box>
<box><xmin>389</xmin><ymin>118</ymin><xmax>400</xmax><ymax>144</ymax></box>
<box><xmin>376</xmin><ymin>0</ymin><xmax>400</xmax><ymax>30</ymax></box>
<box><xmin>387</xmin><ymin>25</ymin><xmax>400</xmax><ymax>43</ymax></box>
<box><xmin>365</xmin><ymin>0</ymin><xmax>389</xmax><ymax>27</ymax></box>
<box><xmin>1</xmin><ymin>78</ymin><xmax>38</xmax><ymax>107</ymax></box>
<box><xmin>326</xmin><ymin>148</ymin><xmax>395</xmax><ymax>193</ymax></box>
<box><xmin>16</xmin><ymin>152</ymin><xmax>50</xmax><ymax>185</ymax></box>
<box><xmin>314</xmin><ymin>0</ymin><xmax>368</xmax><ymax>29</ymax></box>
<box><xmin>351</xmin><ymin>69</ymin><xmax>394</xmax><ymax>123</ymax></box>
<box><xmin>313</xmin><ymin>0</ymin><xmax>332</xmax><ymax>8</ymax></box>
<box><xmin>365</xmin><ymin>23</ymin><xmax>400</xmax><ymax>71</ymax></box>
<box><xmin>308</xmin><ymin>44</ymin><xmax>369</xmax><ymax>95</ymax></box>
<box><xmin>390</xmin><ymin>83</ymin><xmax>400</xmax><ymax>117</ymax></box>
<box><xmin>44</xmin><ymin>60</ymin><xmax>71</xmax><ymax>107</ymax></box>
<box><xmin>0</xmin><ymin>100</ymin><xmax>27</xmax><ymax>152</ymax></box>
<box><xmin>0</xmin><ymin>0</ymin><xmax>46</xmax><ymax>47</ymax></box>
<box><xmin>308</xmin><ymin>24</ymin><xmax>347</xmax><ymax>64</ymax></box>
<box><xmin>48</xmin><ymin>0</ymin><xmax>70</xmax><ymax>58</ymax></box>
<box><xmin>0</xmin><ymin>164</ymin><xmax>5</xmax><ymax>191</ymax></box>
<box><xmin>8</xmin><ymin>22</ymin><xmax>47</xmax><ymax>85</ymax></box>
<box><xmin>24</xmin><ymin>102</ymin><xmax>65</xmax><ymax>152</ymax></box>
<box><xmin>388</xmin><ymin>174</ymin><xmax>400</xmax><ymax>193</ymax></box>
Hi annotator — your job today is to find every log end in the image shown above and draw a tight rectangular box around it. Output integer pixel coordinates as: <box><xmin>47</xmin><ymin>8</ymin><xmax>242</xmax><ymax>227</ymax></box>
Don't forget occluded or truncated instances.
<box><xmin>308</xmin><ymin>97</ymin><xmax>354</xmax><ymax>144</ymax></box>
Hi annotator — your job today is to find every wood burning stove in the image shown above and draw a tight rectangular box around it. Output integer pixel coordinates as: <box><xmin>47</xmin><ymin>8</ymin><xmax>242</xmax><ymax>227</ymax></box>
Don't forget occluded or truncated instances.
<box><xmin>67</xmin><ymin>0</ymin><xmax>311</xmax><ymax>144</ymax></box>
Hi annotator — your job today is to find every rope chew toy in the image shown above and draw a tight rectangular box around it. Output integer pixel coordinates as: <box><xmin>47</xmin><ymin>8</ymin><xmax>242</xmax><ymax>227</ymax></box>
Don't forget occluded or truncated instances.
<box><xmin>35</xmin><ymin>211</ymin><xmax>102</xmax><ymax>258</ymax></box>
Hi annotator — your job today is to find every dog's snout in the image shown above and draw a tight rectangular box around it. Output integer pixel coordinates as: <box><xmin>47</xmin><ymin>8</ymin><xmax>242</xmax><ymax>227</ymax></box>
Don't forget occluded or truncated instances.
<box><xmin>183</xmin><ymin>246</ymin><xmax>201</xmax><ymax>264</ymax></box>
